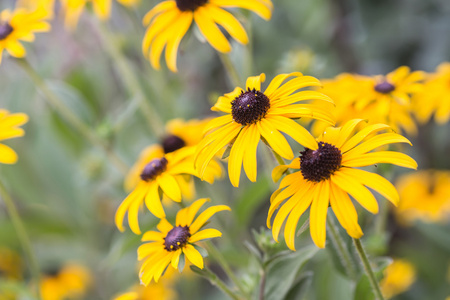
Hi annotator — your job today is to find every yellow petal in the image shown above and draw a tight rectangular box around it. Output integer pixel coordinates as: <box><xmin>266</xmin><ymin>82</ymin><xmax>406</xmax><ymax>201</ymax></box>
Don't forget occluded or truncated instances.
<box><xmin>210</xmin><ymin>0</ymin><xmax>272</xmax><ymax>20</ymax></box>
<box><xmin>190</xmin><ymin>228</ymin><xmax>222</xmax><ymax>243</ymax></box>
<box><xmin>344</xmin><ymin>133</ymin><xmax>412</xmax><ymax>158</ymax></box>
<box><xmin>242</xmin><ymin>124</ymin><xmax>260</xmax><ymax>182</ymax></box>
<box><xmin>142</xmin><ymin>231</ymin><xmax>164</xmax><ymax>242</ymax></box>
<box><xmin>335</xmin><ymin>119</ymin><xmax>366</xmax><ymax>148</ymax></box>
<box><xmin>329</xmin><ymin>182</ymin><xmax>363</xmax><ymax>238</ymax></box>
<box><xmin>144</xmin><ymin>183</ymin><xmax>166</xmax><ymax>218</ymax></box>
<box><xmin>266</xmin><ymin>116</ymin><xmax>318</xmax><ymax>150</ymax></box>
<box><xmin>207</xmin><ymin>5</ymin><xmax>248</xmax><ymax>45</ymax></box>
<box><xmin>165</xmin><ymin>12</ymin><xmax>193</xmax><ymax>72</ymax></box>
<box><xmin>179</xmin><ymin>198</ymin><xmax>209</xmax><ymax>226</ymax></box>
<box><xmin>0</xmin><ymin>144</ymin><xmax>18</xmax><ymax>164</ymax></box>
<box><xmin>142</xmin><ymin>1</ymin><xmax>176</xmax><ymax>25</ymax></box>
<box><xmin>194</xmin><ymin>6</ymin><xmax>231</xmax><ymax>53</ymax></box>
<box><xmin>6</xmin><ymin>40</ymin><xmax>26</xmax><ymax>58</ymax></box>
<box><xmin>92</xmin><ymin>0</ymin><xmax>111</xmax><ymax>20</ymax></box>
<box><xmin>183</xmin><ymin>244</ymin><xmax>204</xmax><ymax>269</ymax></box>
<box><xmin>258</xmin><ymin>119</ymin><xmax>293</xmax><ymax>159</ymax></box>
<box><xmin>309</xmin><ymin>181</ymin><xmax>330</xmax><ymax>248</ymax></box>
<box><xmin>228</xmin><ymin>126</ymin><xmax>249</xmax><ymax>187</ymax></box>
<box><xmin>157</xmin><ymin>173</ymin><xmax>182</xmax><ymax>202</ymax></box>
<box><xmin>340</xmin><ymin>124</ymin><xmax>390</xmax><ymax>153</ymax></box>
<box><xmin>246</xmin><ymin>73</ymin><xmax>265</xmax><ymax>91</ymax></box>
<box><xmin>157</xmin><ymin>218</ymin><xmax>173</xmax><ymax>233</ymax></box>
<box><xmin>171</xmin><ymin>249</ymin><xmax>181</xmax><ymax>269</ymax></box>
<box><xmin>342</xmin><ymin>151</ymin><xmax>418</xmax><ymax>170</ymax></box>
<box><xmin>128</xmin><ymin>198</ymin><xmax>143</xmax><ymax>234</ymax></box>
<box><xmin>115</xmin><ymin>183</ymin><xmax>147</xmax><ymax>232</ymax></box>
<box><xmin>190</xmin><ymin>205</ymin><xmax>231</xmax><ymax>234</ymax></box>
<box><xmin>264</xmin><ymin>72</ymin><xmax>303</xmax><ymax>98</ymax></box>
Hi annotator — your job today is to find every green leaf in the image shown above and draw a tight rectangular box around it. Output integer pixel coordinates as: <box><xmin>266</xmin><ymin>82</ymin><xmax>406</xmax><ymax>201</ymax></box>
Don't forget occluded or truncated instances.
<box><xmin>264</xmin><ymin>245</ymin><xmax>318</xmax><ymax>300</ymax></box>
<box><xmin>284</xmin><ymin>271</ymin><xmax>313</xmax><ymax>300</ymax></box>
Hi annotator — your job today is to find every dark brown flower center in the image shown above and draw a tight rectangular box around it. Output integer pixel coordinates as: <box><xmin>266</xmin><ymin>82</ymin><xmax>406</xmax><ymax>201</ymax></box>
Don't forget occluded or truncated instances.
<box><xmin>162</xmin><ymin>135</ymin><xmax>186</xmax><ymax>154</ymax></box>
<box><xmin>164</xmin><ymin>226</ymin><xmax>191</xmax><ymax>251</ymax></box>
<box><xmin>300</xmin><ymin>142</ymin><xmax>342</xmax><ymax>182</ymax></box>
<box><xmin>231</xmin><ymin>88</ymin><xmax>270</xmax><ymax>126</ymax></box>
<box><xmin>176</xmin><ymin>0</ymin><xmax>208</xmax><ymax>11</ymax></box>
<box><xmin>374</xmin><ymin>81</ymin><xmax>395</xmax><ymax>94</ymax></box>
<box><xmin>140</xmin><ymin>157</ymin><xmax>168</xmax><ymax>181</ymax></box>
<box><xmin>0</xmin><ymin>23</ymin><xmax>13</xmax><ymax>40</ymax></box>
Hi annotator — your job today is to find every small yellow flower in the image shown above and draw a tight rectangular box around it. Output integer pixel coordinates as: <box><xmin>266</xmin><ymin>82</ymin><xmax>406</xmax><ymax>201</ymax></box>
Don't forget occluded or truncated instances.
<box><xmin>116</xmin><ymin>146</ymin><xmax>221</xmax><ymax>234</ymax></box>
<box><xmin>138</xmin><ymin>198</ymin><xmax>230</xmax><ymax>285</ymax></box>
<box><xmin>60</xmin><ymin>0</ymin><xmax>111</xmax><ymax>29</ymax></box>
<box><xmin>142</xmin><ymin>0</ymin><xmax>273</xmax><ymax>72</ymax></box>
<box><xmin>195</xmin><ymin>72</ymin><xmax>334</xmax><ymax>187</ymax></box>
<box><xmin>381</xmin><ymin>259</ymin><xmax>416</xmax><ymax>299</ymax></box>
<box><xmin>268</xmin><ymin>119</ymin><xmax>417</xmax><ymax>249</ymax></box>
<box><xmin>320</xmin><ymin>67</ymin><xmax>425</xmax><ymax>135</ymax></box>
<box><xmin>40</xmin><ymin>263</ymin><xmax>91</xmax><ymax>300</ymax></box>
<box><xmin>0</xmin><ymin>8</ymin><xmax>50</xmax><ymax>64</ymax></box>
<box><xmin>0</xmin><ymin>109</ymin><xmax>29</xmax><ymax>164</ymax></box>
<box><xmin>395</xmin><ymin>170</ymin><xmax>450</xmax><ymax>225</ymax></box>
<box><xmin>413</xmin><ymin>62</ymin><xmax>450</xmax><ymax>124</ymax></box>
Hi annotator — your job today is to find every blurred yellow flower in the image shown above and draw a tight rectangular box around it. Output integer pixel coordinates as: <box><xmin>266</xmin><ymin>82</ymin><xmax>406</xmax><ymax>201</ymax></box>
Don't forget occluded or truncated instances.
<box><xmin>269</xmin><ymin>119</ymin><xmax>417</xmax><ymax>249</ymax></box>
<box><xmin>116</xmin><ymin>147</ymin><xmax>221</xmax><ymax>234</ymax></box>
<box><xmin>112</xmin><ymin>283</ymin><xmax>177</xmax><ymax>300</ymax></box>
<box><xmin>395</xmin><ymin>170</ymin><xmax>450</xmax><ymax>225</ymax></box>
<box><xmin>142</xmin><ymin>0</ymin><xmax>273</xmax><ymax>72</ymax></box>
<box><xmin>195</xmin><ymin>72</ymin><xmax>334</xmax><ymax>187</ymax></box>
<box><xmin>0</xmin><ymin>8</ymin><xmax>50</xmax><ymax>64</ymax></box>
<box><xmin>138</xmin><ymin>198</ymin><xmax>230</xmax><ymax>285</ymax></box>
<box><xmin>40</xmin><ymin>263</ymin><xmax>91</xmax><ymax>300</ymax></box>
<box><xmin>16</xmin><ymin>0</ymin><xmax>55</xmax><ymax>18</ymax></box>
<box><xmin>60</xmin><ymin>0</ymin><xmax>111</xmax><ymax>29</ymax></box>
<box><xmin>381</xmin><ymin>259</ymin><xmax>416</xmax><ymax>299</ymax></box>
<box><xmin>413</xmin><ymin>62</ymin><xmax>450</xmax><ymax>124</ymax></box>
<box><xmin>320</xmin><ymin>67</ymin><xmax>424</xmax><ymax>135</ymax></box>
<box><xmin>0</xmin><ymin>110</ymin><xmax>29</xmax><ymax>164</ymax></box>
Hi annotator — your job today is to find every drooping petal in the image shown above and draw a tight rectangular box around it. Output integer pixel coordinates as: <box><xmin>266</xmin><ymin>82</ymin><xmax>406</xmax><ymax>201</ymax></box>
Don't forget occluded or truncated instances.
<box><xmin>165</xmin><ymin>12</ymin><xmax>193</xmax><ymax>72</ymax></box>
<box><xmin>144</xmin><ymin>183</ymin><xmax>166</xmax><ymax>218</ymax></box>
<box><xmin>266</xmin><ymin>115</ymin><xmax>318</xmax><ymax>150</ymax></box>
<box><xmin>115</xmin><ymin>183</ymin><xmax>147</xmax><ymax>232</ymax></box>
<box><xmin>258</xmin><ymin>118</ymin><xmax>293</xmax><ymax>159</ymax></box>
<box><xmin>157</xmin><ymin>173</ymin><xmax>182</xmax><ymax>202</ymax></box>
<box><xmin>143</xmin><ymin>1</ymin><xmax>176</xmax><ymax>25</ymax></box>
<box><xmin>183</xmin><ymin>244</ymin><xmax>204</xmax><ymax>269</ymax></box>
<box><xmin>242</xmin><ymin>124</ymin><xmax>260</xmax><ymax>182</ymax></box>
<box><xmin>309</xmin><ymin>181</ymin><xmax>330</xmax><ymax>248</ymax></box>
<box><xmin>228</xmin><ymin>125</ymin><xmax>250</xmax><ymax>187</ymax></box>
<box><xmin>194</xmin><ymin>6</ymin><xmax>231</xmax><ymax>53</ymax></box>
<box><xmin>207</xmin><ymin>5</ymin><xmax>248</xmax><ymax>45</ymax></box>
<box><xmin>0</xmin><ymin>144</ymin><xmax>18</xmax><ymax>164</ymax></box>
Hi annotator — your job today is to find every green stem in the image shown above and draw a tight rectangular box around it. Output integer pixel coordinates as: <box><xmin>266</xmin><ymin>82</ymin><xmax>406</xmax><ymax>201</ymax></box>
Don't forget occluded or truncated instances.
<box><xmin>16</xmin><ymin>59</ymin><xmax>129</xmax><ymax>176</ymax></box>
<box><xmin>95</xmin><ymin>21</ymin><xmax>164</xmax><ymax>136</ymax></box>
<box><xmin>327</xmin><ymin>216</ymin><xmax>357</xmax><ymax>280</ymax></box>
<box><xmin>0</xmin><ymin>181</ymin><xmax>41</xmax><ymax>299</ymax></box>
<box><xmin>201</xmin><ymin>267</ymin><xmax>242</xmax><ymax>300</ymax></box>
<box><xmin>353</xmin><ymin>238</ymin><xmax>385</xmax><ymax>300</ymax></box>
<box><xmin>218</xmin><ymin>52</ymin><xmax>241</xmax><ymax>87</ymax></box>
<box><xmin>206</xmin><ymin>241</ymin><xmax>247</xmax><ymax>297</ymax></box>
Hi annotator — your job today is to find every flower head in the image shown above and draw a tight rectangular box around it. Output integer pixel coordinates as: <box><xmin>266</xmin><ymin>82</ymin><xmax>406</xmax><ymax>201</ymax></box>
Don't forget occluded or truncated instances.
<box><xmin>268</xmin><ymin>119</ymin><xmax>417</xmax><ymax>249</ymax></box>
<box><xmin>116</xmin><ymin>147</ymin><xmax>221</xmax><ymax>234</ymax></box>
<box><xmin>395</xmin><ymin>170</ymin><xmax>450</xmax><ymax>225</ymax></box>
<box><xmin>195</xmin><ymin>72</ymin><xmax>334</xmax><ymax>187</ymax></box>
<box><xmin>0</xmin><ymin>8</ymin><xmax>50</xmax><ymax>64</ymax></box>
<box><xmin>320</xmin><ymin>67</ymin><xmax>425</xmax><ymax>135</ymax></box>
<box><xmin>412</xmin><ymin>62</ymin><xmax>450</xmax><ymax>124</ymax></box>
<box><xmin>60</xmin><ymin>0</ymin><xmax>111</xmax><ymax>29</ymax></box>
<box><xmin>380</xmin><ymin>259</ymin><xmax>416</xmax><ymax>299</ymax></box>
<box><xmin>142</xmin><ymin>0</ymin><xmax>273</xmax><ymax>72</ymax></box>
<box><xmin>138</xmin><ymin>198</ymin><xmax>230</xmax><ymax>285</ymax></box>
<box><xmin>0</xmin><ymin>109</ymin><xmax>29</xmax><ymax>164</ymax></box>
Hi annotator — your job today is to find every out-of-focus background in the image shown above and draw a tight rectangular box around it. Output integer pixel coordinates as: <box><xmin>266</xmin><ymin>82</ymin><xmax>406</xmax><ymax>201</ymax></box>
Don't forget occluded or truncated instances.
<box><xmin>1</xmin><ymin>0</ymin><xmax>449</xmax><ymax>299</ymax></box>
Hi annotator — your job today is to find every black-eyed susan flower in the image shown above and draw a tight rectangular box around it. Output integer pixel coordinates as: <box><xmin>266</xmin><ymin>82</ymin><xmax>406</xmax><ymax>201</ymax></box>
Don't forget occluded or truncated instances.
<box><xmin>142</xmin><ymin>0</ymin><xmax>273</xmax><ymax>72</ymax></box>
<box><xmin>60</xmin><ymin>0</ymin><xmax>111</xmax><ymax>29</ymax></box>
<box><xmin>195</xmin><ymin>73</ymin><xmax>334</xmax><ymax>187</ymax></box>
<box><xmin>124</xmin><ymin>118</ymin><xmax>219</xmax><ymax>192</ymax></box>
<box><xmin>0</xmin><ymin>8</ymin><xmax>50</xmax><ymax>64</ymax></box>
<box><xmin>268</xmin><ymin>119</ymin><xmax>417</xmax><ymax>249</ymax></box>
<box><xmin>320</xmin><ymin>67</ymin><xmax>424</xmax><ymax>135</ymax></box>
<box><xmin>0</xmin><ymin>109</ymin><xmax>28</xmax><ymax>164</ymax></box>
<box><xmin>380</xmin><ymin>259</ymin><xmax>416</xmax><ymax>299</ymax></box>
<box><xmin>413</xmin><ymin>62</ymin><xmax>450</xmax><ymax>124</ymax></box>
<box><xmin>40</xmin><ymin>263</ymin><xmax>91</xmax><ymax>300</ymax></box>
<box><xmin>395</xmin><ymin>170</ymin><xmax>450</xmax><ymax>225</ymax></box>
<box><xmin>138</xmin><ymin>198</ymin><xmax>230</xmax><ymax>285</ymax></box>
<box><xmin>116</xmin><ymin>147</ymin><xmax>221</xmax><ymax>234</ymax></box>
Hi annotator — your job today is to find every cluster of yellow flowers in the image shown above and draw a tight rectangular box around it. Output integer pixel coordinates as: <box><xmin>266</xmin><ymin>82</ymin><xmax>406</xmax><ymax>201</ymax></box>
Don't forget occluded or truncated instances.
<box><xmin>2</xmin><ymin>0</ymin><xmax>450</xmax><ymax>299</ymax></box>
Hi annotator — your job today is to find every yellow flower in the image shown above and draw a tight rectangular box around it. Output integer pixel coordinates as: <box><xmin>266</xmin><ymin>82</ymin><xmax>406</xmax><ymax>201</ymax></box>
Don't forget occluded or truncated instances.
<box><xmin>60</xmin><ymin>0</ymin><xmax>111</xmax><ymax>29</ymax></box>
<box><xmin>195</xmin><ymin>72</ymin><xmax>334</xmax><ymax>187</ymax></box>
<box><xmin>116</xmin><ymin>147</ymin><xmax>221</xmax><ymax>234</ymax></box>
<box><xmin>142</xmin><ymin>0</ymin><xmax>273</xmax><ymax>72</ymax></box>
<box><xmin>268</xmin><ymin>119</ymin><xmax>417</xmax><ymax>249</ymax></box>
<box><xmin>321</xmin><ymin>67</ymin><xmax>424</xmax><ymax>135</ymax></box>
<box><xmin>380</xmin><ymin>259</ymin><xmax>416</xmax><ymax>299</ymax></box>
<box><xmin>0</xmin><ymin>110</ymin><xmax>29</xmax><ymax>164</ymax></box>
<box><xmin>40</xmin><ymin>263</ymin><xmax>91</xmax><ymax>300</ymax></box>
<box><xmin>125</xmin><ymin>118</ymin><xmax>216</xmax><ymax>191</ymax></box>
<box><xmin>112</xmin><ymin>284</ymin><xmax>177</xmax><ymax>300</ymax></box>
<box><xmin>413</xmin><ymin>62</ymin><xmax>450</xmax><ymax>124</ymax></box>
<box><xmin>395</xmin><ymin>170</ymin><xmax>450</xmax><ymax>225</ymax></box>
<box><xmin>138</xmin><ymin>198</ymin><xmax>230</xmax><ymax>285</ymax></box>
<box><xmin>0</xmin><ymin>8</ymin><xmax>50</xmax><ymax>64</ymax></box>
